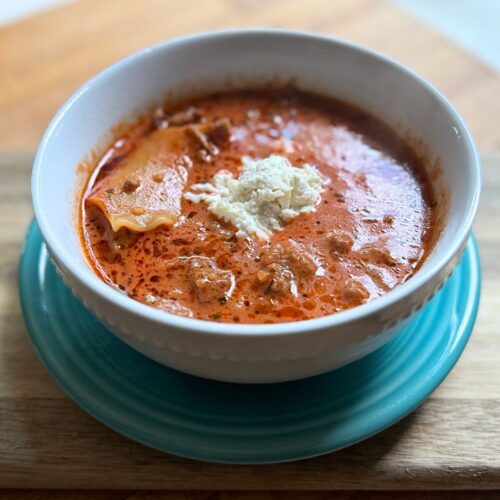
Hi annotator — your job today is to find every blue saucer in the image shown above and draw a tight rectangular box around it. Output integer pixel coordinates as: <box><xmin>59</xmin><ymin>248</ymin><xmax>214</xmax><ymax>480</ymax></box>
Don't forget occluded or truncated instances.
<box><xmin>19</xmin><ymin>221</ymin><xmax>480</xmax><ymax>464</ymax></box>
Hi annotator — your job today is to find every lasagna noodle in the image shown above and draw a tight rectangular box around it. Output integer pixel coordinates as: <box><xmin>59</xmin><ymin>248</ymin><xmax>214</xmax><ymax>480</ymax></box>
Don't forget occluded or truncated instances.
<box><xmin>87</xmin><ymin>127</ymin><xmax>191</xmax><ymax>232</ymax></box>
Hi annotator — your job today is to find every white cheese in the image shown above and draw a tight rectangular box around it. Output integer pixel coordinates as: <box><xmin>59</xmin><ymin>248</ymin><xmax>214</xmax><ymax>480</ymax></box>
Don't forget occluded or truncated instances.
<box><xmin>184</xmin><ymin>155</ymin><xmax>325</xmax><ymax>240</ymax></box>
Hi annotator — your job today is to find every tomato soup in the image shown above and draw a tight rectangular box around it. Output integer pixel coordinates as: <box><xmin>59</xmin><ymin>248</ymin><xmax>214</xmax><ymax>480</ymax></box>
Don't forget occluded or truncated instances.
<box><xmin>81</xmin><ymin>89</ymin><xmax>437</xmax><ymax>323</ymax></box>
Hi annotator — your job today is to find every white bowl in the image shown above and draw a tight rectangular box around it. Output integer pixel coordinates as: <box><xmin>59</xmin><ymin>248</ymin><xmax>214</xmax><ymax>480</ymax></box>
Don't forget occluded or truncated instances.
<box><xmin>32</xmin><ymin>29</ymin><xmax>481</xmax><ymax>383</ymax></box>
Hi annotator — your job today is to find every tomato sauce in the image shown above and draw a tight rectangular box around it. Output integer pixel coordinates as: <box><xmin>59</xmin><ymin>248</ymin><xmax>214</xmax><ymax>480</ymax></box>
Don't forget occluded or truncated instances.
<box><xmin>82</xmin><ymin>89</ymin><xmax>437</xmax><ymax>323</ymax></box>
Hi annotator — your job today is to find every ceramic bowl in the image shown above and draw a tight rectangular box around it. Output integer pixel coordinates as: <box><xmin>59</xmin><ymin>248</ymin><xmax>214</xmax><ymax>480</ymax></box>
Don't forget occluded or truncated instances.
<box><xmin>32</xmin><ymin>29</ymin><xmax>481</xmax><ymax>383</ymax></box>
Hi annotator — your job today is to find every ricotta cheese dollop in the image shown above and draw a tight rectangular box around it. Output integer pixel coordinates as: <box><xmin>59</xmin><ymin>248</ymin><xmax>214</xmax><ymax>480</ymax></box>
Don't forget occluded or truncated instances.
<box><xmin>184</xmin><ymin>155</ymin><xmax>325</xmax><ymax>240</ymax></box>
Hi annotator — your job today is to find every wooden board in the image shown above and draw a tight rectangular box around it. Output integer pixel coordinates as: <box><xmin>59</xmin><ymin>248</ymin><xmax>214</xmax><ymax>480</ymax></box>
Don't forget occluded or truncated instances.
<box><xmin>0</xmin><ymin>0</ymin><xmax>499</xmax><ymax>493</ymax></box>
<box><xmin>1</xmin><ymin>0</ymin><xmax>499</xmax><ymax>152</ymax></box>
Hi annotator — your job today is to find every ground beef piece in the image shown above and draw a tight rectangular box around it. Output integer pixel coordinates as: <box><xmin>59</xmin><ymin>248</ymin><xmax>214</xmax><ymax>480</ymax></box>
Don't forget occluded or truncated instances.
<box><xmin>257</xmin><ymin>243</ymin><xmax>316</xmax><ymax>296</ymax></box>
<box><xmin>261</xmin><ymin>244</ymin><xmax>316</xmax><ymax>277</ymax></box>
<box><xmin>256</xmin><ymin>263</ymin><xmax>295</xmax><ymax>296</ymax></box>
<box><xmin>341</xmin><ymin>280</ymin><xmax>369</xmax><ymax>304</ymax></box>
<box><xmin>282</xmin><ymin>245</ymin><xmax>317</xmax><ymax>278</ymax></box>
<box><xmin>358</xmin><ymin>246</ymin><xmax>397</xmax><ymax>267</ymax></box>
<box><xmin>330</xmin><ymin>233</ymin><xmax>353</xmax><ymax>254</ymax></box>
<box><xmin>187</xmin><ymin>256</ymin><xmax>235</xmax><ymax>303</ymax></box>
<box><xmin>206</xmin><ymin>118</ymin><xmax>231</xmax><ymax>147</ymax></box>
<box><xmin>185</xmin><ymin>119</ymin><xmax>232</xmax><ymax>161</ymax></box>
<box><xmin>185</xmin><ymin>126</ymin><xmax>218</xmax><ymax>159</ymax></box>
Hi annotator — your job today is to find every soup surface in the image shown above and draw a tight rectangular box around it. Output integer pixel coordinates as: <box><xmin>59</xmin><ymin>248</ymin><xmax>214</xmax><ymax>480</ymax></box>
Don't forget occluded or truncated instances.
<box><xmin>81</xmin><ymin>89</ymin><xmax>437</xmax><ymax>323</ymax></box>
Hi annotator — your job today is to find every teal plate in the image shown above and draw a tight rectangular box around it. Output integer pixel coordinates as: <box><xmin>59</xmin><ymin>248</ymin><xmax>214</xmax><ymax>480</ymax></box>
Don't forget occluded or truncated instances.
<box><xmin>19</xmin><ymin>221</ymin><xmax>481</xmax><ymax>464</ymax></box>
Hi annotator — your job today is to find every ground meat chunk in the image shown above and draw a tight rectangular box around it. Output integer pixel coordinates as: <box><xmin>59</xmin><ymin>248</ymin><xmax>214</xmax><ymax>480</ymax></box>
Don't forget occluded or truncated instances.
<box><xmin>341</xmin><ymin>280</ymin><xmax>369</xmax><ymax>304</ymax></box>
<box><xmin>185</xmin><ymin>119</ymin><xmax>232</xmax><ymax>161</ymax></box>
<box><xmin>330</xmin><ymin>233</ymin><xmax>353</xmax><ymax>254</ymax></box>
<box><xmin>260</xmin><ymin>246</ymin><xmax>281</xmax><ymax>267</ymax></box>
<box><xmin>261</xmin><ymin>244</ymin><xmax>316</xmax><ymax>277</ymax></box>
<box><xmin>206</xmin><ymin>118</ymin><xmax>231</xmax><ymax>147</ymax></box>
<box><xmin>358</xmin><ymin>246</ymin><xmax>397</xmax><ymax>267</ymax></box>
<box><xmin>187</xmin><ymin>256</ymin><xmax>235</xmax><ymax>303</ymax></box>
<box><xmin>383</xmin><ymin>214</ymin><xmax>394</xmax><ymax>225</ymax></box>
<box><xmin>256</xmin><ymin>263</ymin><xmax>295</xmax><ymax>296</ymax></box>
<box><xmin>282</xmin><ymin>246</ymin><xmax>317</xmax><ymax>278</ymax></box>
<box><xmin>185</xmin><ymin>126</ymin><xmax>218</xmax><ymax>160</ymax></box>
<box><xmin>257</xmin><ymin>243</ymin><xmax>317</xmax><ymax>296</ymax></box>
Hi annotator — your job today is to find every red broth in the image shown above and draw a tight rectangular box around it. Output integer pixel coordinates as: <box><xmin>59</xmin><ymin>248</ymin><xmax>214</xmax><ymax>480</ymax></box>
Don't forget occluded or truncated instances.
<box><xmin>81</xmin><ymin>89</ymin><xmax>438</xmax><ymax>323</ymax></box>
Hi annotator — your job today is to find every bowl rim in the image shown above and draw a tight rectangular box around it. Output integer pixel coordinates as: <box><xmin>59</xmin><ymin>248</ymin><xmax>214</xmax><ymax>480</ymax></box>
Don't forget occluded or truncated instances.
<box><xmin>32</xmin><ymin>28</ymin><xmax>482</xmax><ymax>337</ymax></box>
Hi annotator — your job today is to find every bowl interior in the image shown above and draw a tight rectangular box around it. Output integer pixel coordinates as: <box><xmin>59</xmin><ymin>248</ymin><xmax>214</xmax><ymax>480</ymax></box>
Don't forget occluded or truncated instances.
<box><xmin>32</xmin><ymin>30</ymin><xmax>479</xmax><ymax>325</ymax></box>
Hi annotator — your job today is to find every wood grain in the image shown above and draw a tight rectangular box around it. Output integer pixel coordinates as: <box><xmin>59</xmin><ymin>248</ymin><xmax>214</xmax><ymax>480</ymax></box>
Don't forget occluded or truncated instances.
<box><xmin>2</xmin><ymin>492</ymin><xmax>500</xmax><ymax>500</ymax></box>
<box><xmin>0</xmin><ymin>0</ymin><xmax>499</xmax><ymax>152</ymax></box>
<box><xmin>0</xmin><ymin>0</ymin><xmax>500</xmax><ymax>493</ymax></box>
<box><xmin>0</xmin><ymin>397</ymin><xmax>499</xmax><ymax>490</ymax></box>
